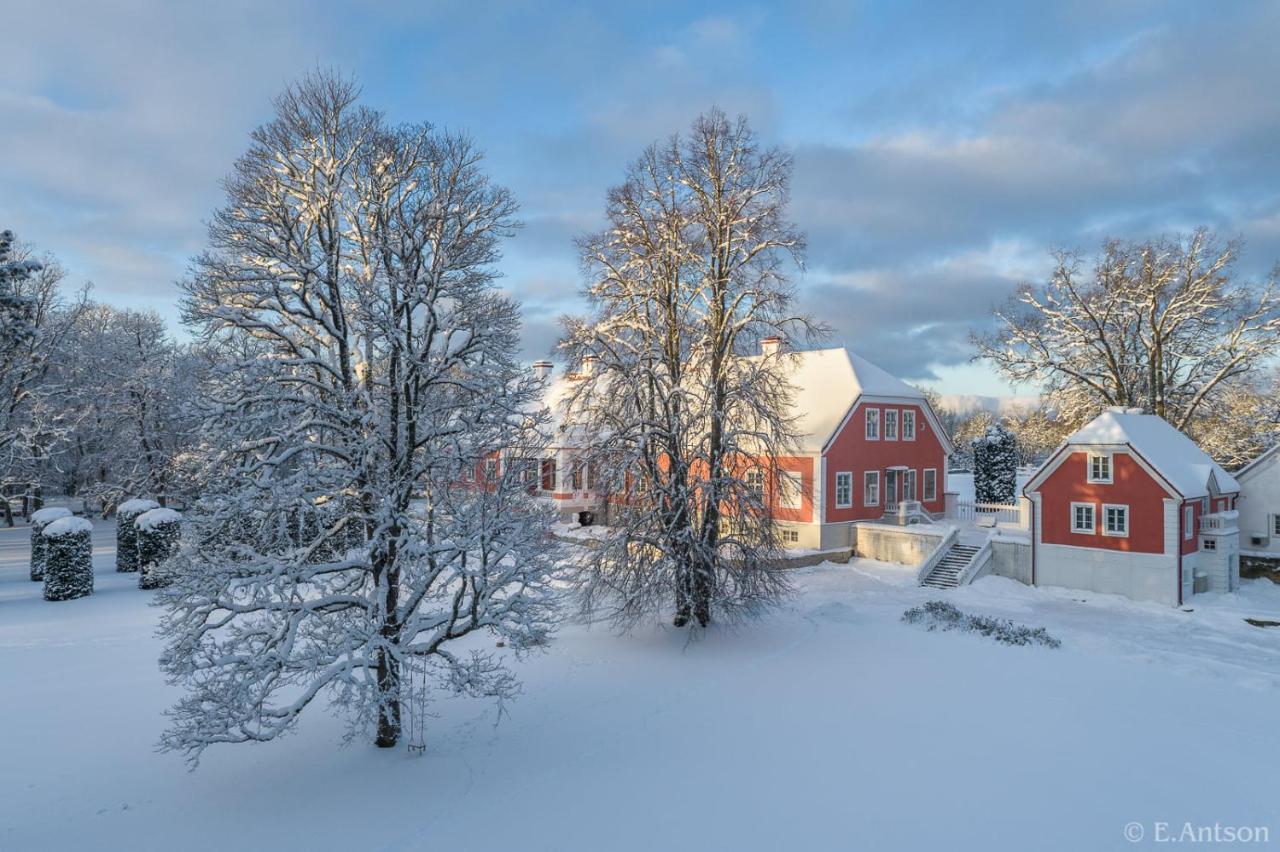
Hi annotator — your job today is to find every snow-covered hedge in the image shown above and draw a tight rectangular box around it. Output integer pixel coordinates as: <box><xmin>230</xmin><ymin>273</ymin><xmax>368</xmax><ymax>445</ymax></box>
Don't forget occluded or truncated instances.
<box><xmin>902</xmin><ymin>600</ymin><xmax>1059</xmax><ymax>648</ymax></box>
<box><xmin>116</xmin><ymin>498</ymin><xmax>160</xmax><ymax>573</ymax></box>
<box><xmin>29</xmin><ymin>506</ymin><xmax>73</xmax><ymax>582</ymax></box>
<box><xmin>137</xmin><ymin>508</ymin><xmax>182</xmax><ymax>590</ymax></box>
<box><xmin>972</xmin><ymin>425</ymin><xmax>1018</xmax><ymax>504</ymax></box>
<box><xmin>42</xmin><ymin>516</ymin><xmax>94</xmax><ymax>602</ymax></box>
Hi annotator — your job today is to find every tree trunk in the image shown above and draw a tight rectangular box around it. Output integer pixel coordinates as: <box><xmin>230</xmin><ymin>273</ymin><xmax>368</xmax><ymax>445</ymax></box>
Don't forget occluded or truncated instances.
<box><xmin>375</xmin><ymin>649</ymin><xmax>401</xmax><ymax>748</ymax></box>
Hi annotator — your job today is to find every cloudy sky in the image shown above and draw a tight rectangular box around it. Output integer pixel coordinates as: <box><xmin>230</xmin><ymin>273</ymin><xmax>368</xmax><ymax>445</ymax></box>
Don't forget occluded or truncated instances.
<box><xmin>3</xmin><ymin>1</ymin><xmax>1278</xmax><ymax>396</ymax></box>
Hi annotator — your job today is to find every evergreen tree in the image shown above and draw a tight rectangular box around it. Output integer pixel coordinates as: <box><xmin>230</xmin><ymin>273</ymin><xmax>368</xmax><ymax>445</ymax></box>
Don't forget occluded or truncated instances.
<box><xmin>42</xmin><ymin>516</ymin><xmax>94</xmax><ymax>601</ymax></box>
<box><xmin>115</xmin><ymin>498</ymin><xmax>159</xmax><ymax>572</ymax></box>
<box><xmin>29</xmin><ymin>506</ymin><xmax>72</xmax><ymax>581</ymax></box>
<box><xmin>973</xmin><ymin>424</ymin><xmax>1018</xmax><ymax>504</ymax></box>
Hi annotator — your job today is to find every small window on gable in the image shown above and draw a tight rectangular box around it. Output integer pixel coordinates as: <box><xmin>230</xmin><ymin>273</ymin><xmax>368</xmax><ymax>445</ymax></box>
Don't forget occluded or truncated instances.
<box><xmin>1087</xmin><ymin>453</ymin><xmax>1112</xmax><ymax>483</ymax></box>
<box><xmin>1102</xmin><ymin>504</ymin><xmax>1128</xmax><ymax>537</ymax></box>
<box><xmin>865</xmin><ymin>408</ymin><xmax>880</xmax><ymax>440</ymax></box>
<box><xmin>902</xmin><ymin>410</ymin><xmax>916</xmax><ymax>441</ymax></box>
<box><xmin>1071</xmin><ymin>502</ymin><xmax>1095</xmax><ymax>534</ymax></box>
<box><xmin>884</xmin><ymin>409</ymin><xmax>898</xmax><ymax>441</ymax></box>
<box><xmin>834</xmin><ymin>472</ymin><xmax>853</xmax><ymax>509</ymax></box>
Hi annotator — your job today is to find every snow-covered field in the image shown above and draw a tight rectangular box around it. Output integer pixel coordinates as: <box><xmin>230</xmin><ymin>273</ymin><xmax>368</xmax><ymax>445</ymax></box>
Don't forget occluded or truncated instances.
<box><xmin>3</xmin><ymin>520</ymin><xmax>1280</xmax><ymax>851</ymax></box>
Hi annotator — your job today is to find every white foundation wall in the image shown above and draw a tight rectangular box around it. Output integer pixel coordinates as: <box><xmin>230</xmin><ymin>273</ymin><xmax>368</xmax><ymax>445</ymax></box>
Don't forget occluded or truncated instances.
<box><xmin>1036</xmin><ymin>544</ymin><xmax>1178</xmax><ymax>606</ymax></box>
<box><xmin>855</xmin><ymin>523</ymin><xmax>948</xmax><ymax>567</ymax></box>
<box><xmin>989</xmin><ymin>538</ymin><xmax>1032</xmax><ymax>585</ymax></box>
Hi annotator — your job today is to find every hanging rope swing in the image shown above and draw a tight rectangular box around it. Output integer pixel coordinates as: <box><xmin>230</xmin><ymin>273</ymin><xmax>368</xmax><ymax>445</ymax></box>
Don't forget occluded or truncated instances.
<box><xmin>406</xmin><ymin>659</ymin><xmax>428</xmax><ymax>755</ymax></box>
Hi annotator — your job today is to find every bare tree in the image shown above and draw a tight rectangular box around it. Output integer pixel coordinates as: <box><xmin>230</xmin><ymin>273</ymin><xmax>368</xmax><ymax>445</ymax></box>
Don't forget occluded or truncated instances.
<box><xmin>974</xmin><ymin>230</ymin><xmax>1280</xmax><ymax>430</ymax></box>
<box><xmin>560</xmin><ymin>109</ymin><xmax>821</xmax><ymax>630</ymax></box>
<box><xmin>160</xmin><ymin>72</ymin><xmax>558</xmax><ymax>762</ymax></box>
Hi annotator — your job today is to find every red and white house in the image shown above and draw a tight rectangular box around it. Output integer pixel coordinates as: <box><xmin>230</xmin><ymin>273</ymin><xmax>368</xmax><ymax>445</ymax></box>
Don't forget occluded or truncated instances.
<box><xmin>533</xmin><ymin>343</ymin><xmax>954</xmax><ymax>549</ymax></box>
<box><xmin>1024</xmin><ymin>407</ymin><xmax>1241</xmax><ymax>606</ymax></box>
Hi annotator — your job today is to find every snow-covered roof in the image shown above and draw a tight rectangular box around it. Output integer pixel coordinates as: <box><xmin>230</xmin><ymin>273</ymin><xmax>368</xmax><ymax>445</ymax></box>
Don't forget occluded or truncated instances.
<box><xmin>776</xmin><ymin>348</ymin><xmax>926</xmax><ymax>452</ymax></box>
<box><xmin>136</xmin><ymin>507</ymin><xmax>182</xmax><ymax>531</ymax></box>
<box><xmin>43</xmin><ymin>516</ymin><xmax>93</xmax><ymax>538</ymax></box>
<box><xmin>539</xmin><ymin>347</ymin><xmax>940</xmax><ymax>454</ymax></box>
<box><xmin>1236</xmin><ymin>444</ymin><xmax>1280</xmax><ymax>481</ymax></box>
<box><xmin>30</xmin><ymin>507</ymin><xmax>73</xmax><ymax>526</ymax></box>
<box><xmin>1057</xmin><ymin>407</ymin><xmax>1239</xmax><ymax>498</ymax></box>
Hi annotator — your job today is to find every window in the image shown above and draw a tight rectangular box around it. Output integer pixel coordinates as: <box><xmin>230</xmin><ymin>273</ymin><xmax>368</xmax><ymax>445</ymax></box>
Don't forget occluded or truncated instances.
<box><xmin>923</xmin><ymin>468</ymin><xmax>937</xmax><ymax>502</ymax></box>
<box><xmin>1071</xmin><ymin>502</ymin><xmax>1095</xmax><ymax>534</ymax></box>
<box><xmin>865</xmin><ymin>407</ymin><xmax>880</xmax><ymax>440</ymax></box>
<box><xmin>571</xmin><ymin>460</ymin><xmax>585</xmax><ymax>490</ymax></box>
<box><xmin>1202</xmin><ymin>537</ymin><xmax>1217</xmax><ymax>552</ymax></box>
<box><xmin>903</xmin><ymin>469</ymin><xmax>917</xmax><ymax>501</ymax></box>
<box><xmin>782</xmin><ymin>529</ymin><xmax>800</xmax><ymax>544</ymax></box>
<box><xmin>902</xmin><ymin>410</ymin><xmax>916</xmax><ymax>441</ymax></box>
<box><xmin>540</xmin><ymin>458</ymin><xmax>557</xmax><ymax>491</ymax></box>
<box><xmin>864</xmin><ymin>471</ymin><xmax>880</xmax><ymax>506</ymax></box>
<box><xmin>484</xmin><ymin>458</ymin><xmax>498</xmax><ymax>481</ymax></box>
<box><xmin>519</xmin><ymin>458</ymin><xmax>539</xmax><ymax>487</ymax></box>
<box><xmin>1184</xmin><ymin>505</ymin><xmax>1194</xmax><ymax>540</ymax></box>
<box><xmin>463</xmin><ymin>461</ymin><xmax>476</xmax><ymax>482</ymax></box>
<box><xmin>834</xmin><ymin>472</ymin><xmax>853</xmax><ymax>509</ymax></box>
<box><xmin>778</xmin><ymin>471</ymin><xmax>804</xmax><ymax>510</ymax></box>
<box><xmin>1102</xmin><ymin>504</ymin><xmax>1128</xmax><ymax>537</ymax></box>
<box><xmin>1273</xmin><ymin>515</ymin><xmax>1280</xmax><ymax>537</ymax></box>
<box><xmin>1087</xmin><ymin>453</ymin><xmax>1112</xmax><ymax>483</ymax></box>
<box><xmin>884</xmin><ymin>409</ymin><xmax>898</xmax><ymax>441</ymax></box>
<box><xmin>746</xmin><ymin>469</ymin><xmax>765</xmax><ymax>497</ymax></box>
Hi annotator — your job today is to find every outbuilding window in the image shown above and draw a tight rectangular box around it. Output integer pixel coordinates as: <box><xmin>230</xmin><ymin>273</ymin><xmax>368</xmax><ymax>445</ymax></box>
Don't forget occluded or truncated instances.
<box><xmin>1071</xmin><ymin>502</ymin><xmax>1095</xmax><ymax>534</ymax></box>
<box><xmin>1102</xmin><ymin>504</ymin><xmax>1128</xmax><ymax>537</ymax></box>
<box><xmin>834</xmin><ymin>472</ymin><xmax>853</xmax><ymax>509</ymax></box>
<box><xmin>1202</xmin><ymin>538</ymin><xmax>1217</xmax><ymax>551</ymax></box>
<box><xmin>1087</xmin><ymin>453</ymin><xmax>1112</xmax><ymax>483</ymax></box>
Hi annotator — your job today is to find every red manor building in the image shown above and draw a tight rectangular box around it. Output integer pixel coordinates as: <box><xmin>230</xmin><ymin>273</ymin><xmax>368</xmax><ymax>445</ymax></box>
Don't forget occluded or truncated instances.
<box><xmin>1024</xmin><ymin>408</ymin><xmax>1241</xmax><ymax>606</ymax></box>
<box><xmin>529</xmin><ymin>343</ymin><xmax>953</xmax><ymax>549</ymax></box>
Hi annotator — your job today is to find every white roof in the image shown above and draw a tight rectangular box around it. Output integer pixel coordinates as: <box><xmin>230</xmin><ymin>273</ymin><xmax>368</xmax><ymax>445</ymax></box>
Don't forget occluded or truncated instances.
<box><xmin>540</xmin><ymin>347</ymin><xmax>935</xmax><ymax>454</ymax></box>
<box><xmin>1061</xmin><ymin>408</ymin><xmax>1239</xmax><ymax>498</ymax></box>
<box><xmin>1236</xmin><ymin>444</ymin><xmax>1279</xmax><ymax>481</ymax></box>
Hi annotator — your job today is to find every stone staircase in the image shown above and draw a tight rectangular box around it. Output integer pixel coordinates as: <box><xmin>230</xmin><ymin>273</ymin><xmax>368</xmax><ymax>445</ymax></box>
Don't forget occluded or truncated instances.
<box><xmin>921</xmin><ymin>542</ymin><xmax>982</xmax><ymax>589</ymax></box>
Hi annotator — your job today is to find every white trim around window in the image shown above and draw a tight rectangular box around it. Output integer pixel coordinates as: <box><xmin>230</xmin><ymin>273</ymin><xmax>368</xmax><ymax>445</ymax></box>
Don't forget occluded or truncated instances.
<box><xmin>834</xmin><ymin>471</ymin><xmax>853</xmax><ymax>509</ymax></box>
<box><xmin>865</xmin><ymin>407</ymin><xmax>880</xmax><ymax>441</ymax></box>
<box><xmin>778</xmin><ymin>470</ymin><xmax>804</xmax><ymax>510</ymax></box>
<box><xmin>864</xmin><ymin>470</ymin><xmax>880</xmax><ymax>507</ymax></box>
<box><xmin>903</xmin><ymin>468</ymin><xmax>917</xmax><ymax>501</ymax></box>
<box><xmin>902</xmin><ymin>409</ymin><xmax>916</xmax><ymax>441</ymax></box>
<box><xmin>1087</xmin><ymin>452</ymin><xmax>1113</xmax><ymax>484</ymax></box>
<box><xmin>1184</xmin><ymin>505</ymin><xmax>1194</xmax><ymax>540</ymax></box>
<box><xmin>1071</xmin><ymin>501</ymin><xmax>1096</xmax><ymax>534</ymax></box>
<box><xmin>1102</xmin><ymin>503</ymin><xmax>1128</xmax><ymax>537</ymax></box>
<box><xmin>884</xmin><ymin>409</ymin><xmax>898</xmax><ymax>441</ymax></box>
<box><xmin>923</xmin><ymin>468</ymin><xmax>937</xmax><ymax>502</ymax></box>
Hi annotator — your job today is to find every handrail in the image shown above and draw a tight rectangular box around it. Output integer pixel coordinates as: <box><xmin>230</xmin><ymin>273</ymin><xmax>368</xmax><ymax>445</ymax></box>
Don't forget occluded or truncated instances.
<box><xmin>915</xmin><ymin>525</ymin><xmax>960</xmax><ymax>585</ymax></box>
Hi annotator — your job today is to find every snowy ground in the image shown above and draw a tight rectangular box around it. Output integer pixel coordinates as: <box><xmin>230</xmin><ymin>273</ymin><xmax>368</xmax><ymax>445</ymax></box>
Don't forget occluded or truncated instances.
<box><xmin>3</xmin><ymin>520</ymin><xmax>1280</xmax><ymax>851</ymax></box>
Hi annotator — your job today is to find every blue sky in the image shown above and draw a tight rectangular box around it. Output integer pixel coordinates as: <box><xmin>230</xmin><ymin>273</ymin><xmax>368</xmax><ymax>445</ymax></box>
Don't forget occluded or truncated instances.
<box><xmin>3</xmin><ymin>1</ymin><xmax>1278</xmax><ymax>397</ymax></box>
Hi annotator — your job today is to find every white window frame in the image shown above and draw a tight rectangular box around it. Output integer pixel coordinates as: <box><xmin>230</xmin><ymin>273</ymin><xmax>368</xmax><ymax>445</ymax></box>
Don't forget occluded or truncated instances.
<box><xmin>1184</xmin><ymin>505</ymin><xmax>1194</xmax><ymax>540</ymax></box>
<box><xmin>745</xmin><ymin>468</ymin><xmax>765</xmax><ymax>498</ymax></box>
<box><xmin>865</xmin><ymin>407</ymin><xmax>880</xmax><ymax>441</ymax></box>
<box><xmin>884</xmin><ymin>409</ymin><xmax>898</xmax><ymax>441</ymax></box>
<box><xmin>778</xmin><ymin>470</ymin><xmax>804</xmax><ymax>510</ymax></box>
<box><xmin>1071</xmin><ymin>501</ymin><xmax>1095</xmax><ymax>534</ymax></box>
<box><xmin>1272</xmin><ymin>514</ymin><xmax>1280</xmax><ymax>537</ymax></box>
<box><xmin>902</xmin><ymin>410</ymin><xmax>916</xmax><ymax>441</ymax></box>
<box><xmin>782</xmin><ymin>529</ymin><xmax>800</xmax><ymax>544</ymax></box>
<box><xmin>834</xmin><ymin>471</ymin><xmax>853</xmax><ymax>509</ymax></box>
<box><xmin>1087</xmin><ymin>453</ymin><xmax>1112</xmax><ymax>484</ymax></box>
<box><xmin>1202</xmin><ymin>537</ymin><xmax>1217</xmax><ymax>551</ymax></box>
<box><xmin>484</xmin><ymin>457</ymin><xmax>498</xmax><ymax>481</ymax></box>
<box><xmin>864</xmin><ymin>471</ymin><xmax>880</xmax><ymax>507</ymax></box>
<box><xmin>923</xmin><ymin>468</ymin><xmax>937</xmax><ymax>502</ymax></box>
<box><xmin>903</xmin><ymin>469</ymin><xmax>917</xmax><ymax>501</ymax></box>
<box><xmin>1102</xmin><ymin>503</ymin><xmax>1128</xmax><ymax>538</ymax></box>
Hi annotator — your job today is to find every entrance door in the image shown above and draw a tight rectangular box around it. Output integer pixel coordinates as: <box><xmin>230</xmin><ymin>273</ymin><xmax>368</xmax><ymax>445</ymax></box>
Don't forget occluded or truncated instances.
<box><xmin>884</xmin><ymin>469</ymin><xmax>900</xmax><ymax>510</ymax></box>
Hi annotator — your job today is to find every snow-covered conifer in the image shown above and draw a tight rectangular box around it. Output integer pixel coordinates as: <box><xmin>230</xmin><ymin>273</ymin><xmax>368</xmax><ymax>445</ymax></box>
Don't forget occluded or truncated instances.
<box><xmin>159</xmin><ymin>72</ymin><xmax>559</xmax><ymax>761</ymax></box>
<box><xmin>973</xmin><ymin>424</ymin><xmax>1018</xmax><ymax>504</ymax></box>
<box><xmin>42</xmin><ymin>516</ymin><xmax>94</xmax><ymax>601</ymax></box>
<box><xmin>560</xmin><ymin>109</ymin><xmax>822</xmax><ymax>629</ymax></box>
<box><xmin>115</xmin><ymin>498</ymin><xmax>159</xmax><ymax>573</ymax></box>
<box><xmin>29</xmin><ymin>506</ymin><xmax>72</xmax><ymax>581</ymax></box>
<box><xmin>0</xmin><ymin>229</ymin><xmax>39</xmax><ymax>360</ymax></box>
<box><xmin>136</xmin><ymin>507</ymin><xmax>181</xmax><ymax>590</ymax></box>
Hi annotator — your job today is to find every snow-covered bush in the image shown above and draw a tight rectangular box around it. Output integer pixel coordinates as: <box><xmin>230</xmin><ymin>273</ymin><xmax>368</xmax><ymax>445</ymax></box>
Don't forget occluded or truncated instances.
<box><xmin>136</xmin><ymin>507</ymin><xmax>181</xmax><ymax>590</ymax></box>
<box><xmin>115</xmin><ymin>498</ymin><xmax>159</xmax><ymax>573</ymax></box>
<box><xmin>972</xmin><ymin>424</ymin><xmax>1018</xmax><ymax>504</ymax></box>
<box><xmin>902</xmin><ymin>600</ymin><xmax>1060</xmax><ymax>648</ymax></box>
<box><xmin>42</xmin><ymin>516</ymin><xmax>94</xmax><ymax>602</ymax></box>
<box><xmin>29</xmin><ymin>506</ymin><xmax>72</xmax><ymax>581</ymax></box>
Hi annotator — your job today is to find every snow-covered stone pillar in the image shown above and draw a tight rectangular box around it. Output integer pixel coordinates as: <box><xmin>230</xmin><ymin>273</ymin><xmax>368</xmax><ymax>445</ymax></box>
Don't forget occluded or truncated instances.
<box><xmin>944</xmin><ymin>491</ymin><xmax>960</xmax><ymax>521</ymax></box>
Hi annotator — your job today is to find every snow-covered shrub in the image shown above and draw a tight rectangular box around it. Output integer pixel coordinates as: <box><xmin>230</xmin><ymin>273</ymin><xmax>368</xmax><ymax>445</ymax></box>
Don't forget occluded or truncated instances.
<box><xmin>29</xmin><ymin>506</ymin><xmax>73</xmax><ymax>581</ymax></box>
<box><xmin>115</xmin><ymin>498</ymin><xmax>160</xmax><ymax>573</ymax></box>
<box><xmin>902</xmin><ymin>600</ymin><xmax>1060</xmax><ymax>648</ymax></box>
<box><xmin>42</xmin><ymin>516</ymin><xmax>94</xmax><ymax>601</ymax></box>
<box><xmin>136</xmin><ymin>507</ymin><xmax>181</xmax><ymax>590</ymax></box>
<box><xmin>972</xmin><ymin>424</ymin><xmax>1018</xmax><ymax>504</ymax></box>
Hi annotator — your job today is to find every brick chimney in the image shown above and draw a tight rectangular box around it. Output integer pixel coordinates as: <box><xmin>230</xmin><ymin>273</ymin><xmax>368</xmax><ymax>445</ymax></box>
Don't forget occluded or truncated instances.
<box><xmin>532</xmin><ymin>360</ymin><xmax>553</xmax><ymax>380</ymax></box>
<box><xmin>760</xmin><ymin>336</ymin><xmax>783</xmax><ymax>356</ymax></box>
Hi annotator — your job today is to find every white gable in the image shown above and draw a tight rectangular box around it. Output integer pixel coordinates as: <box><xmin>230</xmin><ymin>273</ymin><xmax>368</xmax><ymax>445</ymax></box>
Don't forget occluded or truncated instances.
<box><xmin>1063</xmin><ymin>408</ymin><xmax>1240</xmax><ymax>498</ymax></box>
<box><xmin>1236</xmin><ymin>444</ymin><xmax>1280</xmax><ymax>482</ymax></box>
